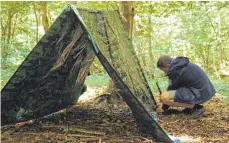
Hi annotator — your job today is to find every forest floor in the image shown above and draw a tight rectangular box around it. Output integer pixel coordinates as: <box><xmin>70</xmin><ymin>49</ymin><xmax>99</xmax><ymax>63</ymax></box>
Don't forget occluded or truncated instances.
<box><xmin>1</xmin><ymin>88</ymin><xmax>229</xmax><ymax>143</ymax></box>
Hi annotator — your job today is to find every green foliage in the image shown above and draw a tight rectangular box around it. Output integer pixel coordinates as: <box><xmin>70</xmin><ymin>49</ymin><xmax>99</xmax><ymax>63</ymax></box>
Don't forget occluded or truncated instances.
<box><xmin>146</xmin><ymin>76</ymin><xmax>169</xmax><ymax>94</ymax></box>
<box><xmin>211</xmin><ymin>78</ymin><xmax>229</xmax><ymax>99</ymax></box>
<box><xmin>84</xmin><ymin>74</ymin><xmax>109</xmax><ymax>88</ymax></box>
<box><xmin>133</xmin><ymin>1</ymin><xmax>229</xmax><ymax>78</ymax></box>
<box><xmin>1</xmin><ymin>68</ymin><xmax>17</xmax><ymax>89</ymax></box>
<box><xmin>74</xmin><ymin>1</ymin><xmax>119</xmax><ymax>11</ymax></box>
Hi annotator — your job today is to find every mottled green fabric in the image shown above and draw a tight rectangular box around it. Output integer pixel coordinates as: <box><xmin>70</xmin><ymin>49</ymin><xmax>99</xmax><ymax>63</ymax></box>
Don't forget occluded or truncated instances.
<box><xmin>1</xmin><ymin>5</ymin><xmax>95</xmax><ymax>125</ymax></box>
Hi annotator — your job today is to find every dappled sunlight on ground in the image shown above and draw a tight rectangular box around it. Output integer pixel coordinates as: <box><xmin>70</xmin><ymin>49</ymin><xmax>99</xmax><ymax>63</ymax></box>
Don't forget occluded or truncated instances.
<box><xmin>1</xmin><ymin>90</ymin><xmax>229</xmax><ymax>142</ymax></box>
<box><xmin>157</xmin><ymin>97</ymin><xmax>229</xmax><ymax>143</ymax></box>
<box><xmin>176</xmin><ymin>135</ymin><xmax>201</xmax><ymax>142</ymax></box>
<box><xmin>78</xmin><ymin>86</ymin><xmax>107</xmax><ymax>102</ymax></box>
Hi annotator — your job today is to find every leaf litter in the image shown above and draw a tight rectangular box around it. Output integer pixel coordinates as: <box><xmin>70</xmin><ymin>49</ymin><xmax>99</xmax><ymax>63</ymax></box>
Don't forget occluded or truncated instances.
<box><xmin>1</xmin><ymin>94</ymin><xmax>229</xmax><ymax>143</ymax></box>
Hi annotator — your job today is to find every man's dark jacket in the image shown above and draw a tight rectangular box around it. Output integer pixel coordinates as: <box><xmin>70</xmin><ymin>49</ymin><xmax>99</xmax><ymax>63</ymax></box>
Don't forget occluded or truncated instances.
<box><xmin>167</xmin><ymin>57</ymin><xmax>215</xmax><ymax>104</ymax></box>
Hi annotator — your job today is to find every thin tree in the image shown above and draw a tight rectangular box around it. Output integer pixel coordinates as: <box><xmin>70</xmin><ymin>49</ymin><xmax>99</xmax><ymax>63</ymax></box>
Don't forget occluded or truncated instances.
<box><xmin>40</xmin><ymin>1</ymin><xmax>49</xmax><ymax>32</ymax></box>
<box><xmin>33</xmin><ymin>2</ymin><xmax>39</xmax><ymax>42</ymax></box>
<box><xmin>119</xmin><ymin>1</ymin><xmax>135</xmax><ymax>38</ymax></box>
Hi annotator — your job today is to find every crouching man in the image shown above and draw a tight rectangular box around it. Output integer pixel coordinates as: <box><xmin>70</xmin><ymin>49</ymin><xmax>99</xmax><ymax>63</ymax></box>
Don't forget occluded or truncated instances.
<box><xmin>157</xmin><ymin>55</ymin><xmax>215</xmax><ymax>116</ymax></box>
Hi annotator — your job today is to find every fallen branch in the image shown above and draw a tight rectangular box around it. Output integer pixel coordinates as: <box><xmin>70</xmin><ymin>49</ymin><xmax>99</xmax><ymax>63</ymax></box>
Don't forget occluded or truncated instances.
<box><xmin>42</xmin><ymin>125</ymin><xmax>106</xmax><ymax>135</ymax></box>
<box><xmin>5</xmin><ymin>132</ymin><xmax>98</xmax><ymax>138</ymax></box>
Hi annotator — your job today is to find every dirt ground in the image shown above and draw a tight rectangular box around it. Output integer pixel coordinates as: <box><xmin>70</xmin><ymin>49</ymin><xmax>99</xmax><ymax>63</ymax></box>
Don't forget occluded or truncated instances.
<box><xmin>1</xmin><ymin>93</ymin><xmax>229</xmax><ymax>143</ymax></box>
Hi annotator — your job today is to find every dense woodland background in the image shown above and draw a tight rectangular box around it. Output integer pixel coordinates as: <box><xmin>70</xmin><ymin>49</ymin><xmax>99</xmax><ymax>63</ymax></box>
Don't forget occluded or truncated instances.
<box><xmin>1</xmin><ymin>1</ymin><xmax>229</xmax><ymax>99</ymax></box>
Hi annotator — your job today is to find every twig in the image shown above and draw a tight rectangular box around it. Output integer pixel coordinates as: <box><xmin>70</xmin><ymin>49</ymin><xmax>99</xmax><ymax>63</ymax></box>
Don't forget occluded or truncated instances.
<box><xmin>8</xmin><ymin>132</ymin><xmax>98</xmax><ymax>138</ymax></box>
<box><xmin>98</xmin><ymin>138</ymin><xmax>102</xmax><ymax>143</ymax></box>
<box><xmin>19</xmin><ymin>136</ymin><xmax>31</xmax><ymax>143</ymax></box>
<box><xmin>41</xmin><ymin>125</ymin><xmax>106</xmax><ymax>135</ymax></box>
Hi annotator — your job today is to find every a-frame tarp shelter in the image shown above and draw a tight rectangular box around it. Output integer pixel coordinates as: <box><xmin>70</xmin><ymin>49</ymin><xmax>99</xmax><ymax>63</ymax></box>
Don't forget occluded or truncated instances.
<box><xmin>1</xmin><ymin>5</ymin><xmax>172</xmax><ymax>142</ymax></box>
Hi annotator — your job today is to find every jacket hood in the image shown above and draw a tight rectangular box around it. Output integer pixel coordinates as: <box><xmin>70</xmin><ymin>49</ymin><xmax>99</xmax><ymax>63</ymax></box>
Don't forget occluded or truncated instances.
<box><xmin>167</xmin><ymin>57</ymin><xmax>189</xmax><ymax>75</ymax></box>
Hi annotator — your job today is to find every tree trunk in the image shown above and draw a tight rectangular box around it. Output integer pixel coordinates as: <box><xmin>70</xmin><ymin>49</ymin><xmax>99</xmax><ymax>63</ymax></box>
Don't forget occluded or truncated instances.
<box><xmin>206</xmin><ymin>46</ymin><xmax>210</xmax><ymax>72</ymax></box>
<box><xmin>40</xmin><ymin>1</ymin><xmax>49</xmax><ymax>32</ymax></box>
<box><xmin>213</xmin><ymin>48</ymin><xmax>221</xmax><ymax>79</ymax></box>
<box><xmin>11</xmin><ymin>14</ymin><xmax>18</xmax><ymax>40</ymax></box>
<box><xmin>7</xmin><ymin>10</ymin><xmax>14</xmax><ymax>46</ymax></box>
<box><xmin>1</xmin><ymin>19</ymin><xmax>6</xmax><ymax>52</ymax></box>
<box><xmin>34</xmin><ymin>2</ymin><xmax>39</xmax><ymax>42</ymax></box>
<box><xmin>1</xmin><ymin>10</ymin><xmax>14</xmax><ymax>61</ymax></box>
<box><xmin>138</xmin><ymin>40</ymin><xmax>147</xmax><ymax>75</ymax></box>
<box><xmin>119</xmin><ymin>1</ymin><xmax>135</xmax><ymax>38</ymax></box>
<box><xmin>148</xmin><ymin>14</ymin><xmax>154</xmax><ymax>78</ymax></box>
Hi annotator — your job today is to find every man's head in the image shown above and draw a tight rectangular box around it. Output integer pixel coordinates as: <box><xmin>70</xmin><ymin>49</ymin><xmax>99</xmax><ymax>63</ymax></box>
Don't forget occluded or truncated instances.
<box><xmin>157</xmin><ymin>55</ymin><xmax>173</xmax><ymax>74</ymax></box>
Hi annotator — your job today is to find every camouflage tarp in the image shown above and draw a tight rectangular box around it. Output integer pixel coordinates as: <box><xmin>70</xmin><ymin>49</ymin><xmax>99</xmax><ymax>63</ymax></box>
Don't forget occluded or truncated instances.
<box><xmin>78</xmin><ymin>9</ymin><xmax>158</xmax><ymax>114</ymax></box>
<box><xmin>1</xmin><ymin>5</ymin><xmax>172</xmax><ymax>142</ymax></box>
<box><xmin>1</xmin><ymin>5</ymin><xmax>95</xmax><ymax>125</ymax></box>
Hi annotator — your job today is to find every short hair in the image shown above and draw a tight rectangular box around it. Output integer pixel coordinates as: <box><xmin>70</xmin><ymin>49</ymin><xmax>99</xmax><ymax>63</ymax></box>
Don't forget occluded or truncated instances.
<box><xmin>157</xmin><ymin>55</ymin><xmax>173</xmax><ymax>68</ymax></box>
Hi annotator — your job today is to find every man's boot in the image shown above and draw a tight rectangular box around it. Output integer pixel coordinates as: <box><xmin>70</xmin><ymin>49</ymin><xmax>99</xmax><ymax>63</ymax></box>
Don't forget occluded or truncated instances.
<box><xmin>191</xmin><ymin>104</ymin><xmax>206</xmax><ymax>116</ymax></box>
<box><xmin>162</xmin><ymin>104</ymin><xmax>170</xmax><ymax>114</ymax></box>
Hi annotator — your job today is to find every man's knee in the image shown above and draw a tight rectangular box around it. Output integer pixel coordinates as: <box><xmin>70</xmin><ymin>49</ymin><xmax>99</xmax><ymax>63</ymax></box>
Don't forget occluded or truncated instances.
<box><xmin>160</xmin><ymin>92</ymin><xmax>170</xmax><ymax>103</ymax></box>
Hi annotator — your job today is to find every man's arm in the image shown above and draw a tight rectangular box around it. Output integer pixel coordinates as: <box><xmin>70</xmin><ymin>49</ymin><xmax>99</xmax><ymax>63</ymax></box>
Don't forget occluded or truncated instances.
<box><xmin>167</xmin><ymin>68</ymin><xmax>185</xmax><ymax>90</ymax></box>
<box><xmin>167</xmin><ymin>79</ymin><xmax>172</xmax><ymax>91</ymax></box>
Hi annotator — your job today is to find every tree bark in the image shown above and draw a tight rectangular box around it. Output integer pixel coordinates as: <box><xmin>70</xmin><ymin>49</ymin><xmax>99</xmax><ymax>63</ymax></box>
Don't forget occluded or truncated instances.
<box><xmin>11</xmin><ymin>14</ymin><xmax>18</xmax><ymax>40</ymax></box>
<box><xmin>1</xmin><ymin>10</ymin><xmax>14</xmax><ymax>60</ymax></box>
<box><xmin>139</xmin><ymin>43</ymin><xmax>147</xmax><ymax>75</ymax></box>
<box><xmin>1</xmin><ymin>19</ymin><xmax>6</xmax><ymax>51</ymax></box>
<box><xmin>148</xmin><ymin>14</ymin><xmax>154</xmax><ymax>78</ymax></box>
<box><xmin>34</xmin><ymin>2</ymin><xmax>39</xmax><ymax>42</ymax></box>
<box><xmin>7</xmin><ymin>10</ymin><xmax>14</xmax><ymax>46</ymax></box>
<box><xmin>40</xmin><ymin>1</ymin><xmax>49</xmax><ymax>32</ymax></box>
<box><xmin>119</xmin><ymin>1</ymin><xmax>135</xmax><ymax>38</ymax></box>
<box><xmin>206</xmin><ymin>46</ymin><xmax>210</xmax><ymax>72</ymax></box>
